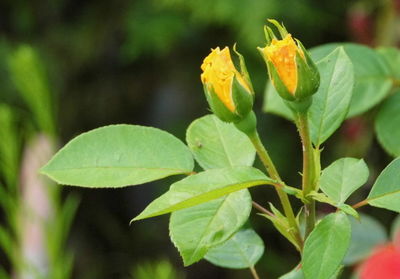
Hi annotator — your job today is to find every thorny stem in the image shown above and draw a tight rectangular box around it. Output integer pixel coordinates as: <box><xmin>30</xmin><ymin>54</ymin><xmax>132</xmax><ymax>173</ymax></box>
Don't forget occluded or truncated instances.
<box><xmin>295</xmin><ymin>112</ymin><xmax>318</xmax><ymax>238</ymax></box>
<box><xmin>249</xmin><ymin>131</ymin><xmax>302</xmax><ymax>249</ymax></box>
<box><xmin>250</xmin><ymin>266</ymin><xmax>261</xmax><ymax>279</ymax></box>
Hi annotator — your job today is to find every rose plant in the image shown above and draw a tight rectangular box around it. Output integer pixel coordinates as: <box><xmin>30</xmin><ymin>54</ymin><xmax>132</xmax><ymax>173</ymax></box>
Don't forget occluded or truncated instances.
<box><xmin>41</xmin><ymin>20</ymin><xmax>400</xmax><ymax>278</ymax></box>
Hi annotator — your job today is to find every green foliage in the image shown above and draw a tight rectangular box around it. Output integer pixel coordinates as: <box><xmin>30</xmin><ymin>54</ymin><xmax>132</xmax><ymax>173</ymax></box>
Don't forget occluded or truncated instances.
<box><xmin>279</xmin><ymin>267</ymin><xmax>303</xmax><ymax>279</ymax></box>
<box><xmin>302</xmin><ymin>212</ymin><xmax>351</xmax><ymax>279</ymax></box>
<box><xmin>41</xmin><ymin>125</ymin><xmax>194</xmax><ymax>188</ymax></box>
<box><xmin>0</xmin><ymin>105</ymin><xmax>20</xmax><ymax>189</ymax></box>
<box><xmin>264</xmin><ymin>47</ymin><xmax>355</xmax><ymax>145</ymax></box>
<box><xmin>130</xmin><ymin>0</ymin><xmax>268</xmax><ymax>56</ymax></box>
<box><xmin>320</xmin><ymin>158</ymin><xmax>369</xmax><ymax>204</ymax></box>
<box><xmin>186</xmin><ymin>115</ymin><xmax>255</xmax><ymax>169</ymax></box>
<box><xmin>7</xmin><ymin>45</ymin><xmax>55</xmax><ymax>135</ymax></box>
<box><xmin>169</xmin><ymin>115</ymin><xmax>257</xmax><ymax>265</ymax></box>
<box><xmin>377</xmin><ymin>47</ymin><xmax>400</xmax><ymax>79</ymax></box>
<box><xmin>0</xmin><ymin>223</ymin><xmax>17</xmax><ymax>266</ymax></box>
<box><xmin>308</xmin><ymin>191</ymin><xmax>359</xmax><ymax>219</ymax></box>
<box><xmin>0</xmin><ymin>267</ymin><xmax>9</xmax><ymax>279</ymax></box>
<box><xmin>0</xmin><ymin>105</ymin><xmax>21</xmax><ymax>275</ymax></box>
<box><xmin>36</xmin><ymin>15</ymin><xmax>400</xmax><ymax>277</ymax></box>
<box><xmin>260</xmin><ymin>203</ymin><xmax>301</xmax><ymax>251</ymax></box>
<box><xmin>263</xmin><ymin>82</ymin><xmax>293</xmax><ymax>120</ymax></box>
<box><xmin>0</xmin><ymin>44</ymin><xmax>77</xmax><ymax>279</ymax></box>
<box><xmin>133</xmin><ymin>167</ymin><xmax>272</xmax><ymax>221</ymax></box>
<box><xmin>375</xmin><ymin>91</ymin><xmax>400</xmax><ymax>156</ymax></box>
<box><xmin>121</xmin><ymin>2</ymin><xmax>186</xmax><ymax>61</ymax></box>
<box><xmin>308</xmin><ymin>47</ymin><xmax>354</xmax><ymax>145</ymax></box>
<box><xmin>170</xmin><ymin>190</ymin><xmax>252</xmax><ymax>266</ymax></box>
<box><xmin>367</xmin><ymin>157</ymin><xmax>400</xmax><ymax>212</ymax></box>
<box><xmin>204</xmin><ymin>226</ymin><xmax>264</xmax><ymax>269</ymax></box>
<box><xmin>310</xmin><ymin>43</ymin><xmax>392</xmax><ymax>118</ymax></box>
<box><xmin>264</xmin><ymin>42</ymin><xmax>399</xmax><ymax>161</ymax></box>
<box><xmin>46</xmin><ymin>194</ymin><xmax>80</xmax><ymax>279</ymax></box>
<box><xmin>132</xmin><ymin>259</ymin><xmax>184</xmax><ymax>279</ymax></box>
<box><xmin>344</xmin><ymin>214</ymin><xmax>387</xmax><ymax>265</ymax></box>
<box><xmin>279</xmin><ymin>266</ymin><xmax>341</xmax><ymax>279</ymax></box>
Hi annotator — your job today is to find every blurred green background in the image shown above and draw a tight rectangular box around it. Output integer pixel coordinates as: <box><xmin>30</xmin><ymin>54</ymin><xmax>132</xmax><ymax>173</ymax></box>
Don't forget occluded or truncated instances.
<box><xmin>0</xmin><ymin>0</ymin><xmax>399</xmax><ymax>278</ymax></box>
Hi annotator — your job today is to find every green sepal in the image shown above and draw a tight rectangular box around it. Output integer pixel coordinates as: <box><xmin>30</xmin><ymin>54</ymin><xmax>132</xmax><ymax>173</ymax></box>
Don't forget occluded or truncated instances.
<box><xmin>266</xmin><ymin>60</ymin><xmax>296</xmax><ymax>101</ymax></box>
<box><xmin>263</xmin><ymin>26</ymin><xmax>276</xmax><ymax>44</ymax></box>
<box><xmin>232</xmin><ymin>76</ymin><xmax>254</xmax><ymax>118</ymax></box>
<box><xmin>284</xmin><ymin>97</ymin><xmax>312</xmax><ymax>114</ymax></box>
<box><xmin>203</xmin><ymin>84</ymin><xmax>240</xmax><ymax>123</ymax></box>
<box><xmin>260</xmin><ymin>203</ymin><xmax>301</xmax><ymax>251</ymax></box>
<box><xmin>233</xmin><ymin>45</ymin><xmax>254</xmax><ymax>93</ymax></box>
<box><xmin>260</xmin><ymin>38</ymin><xmax>320</xmax><ymax>110</ymax></box>
<box><xmin>296</xmin><ymin>40</ymin><xmax>319</xmax><ymax>75</ymax></box>
<box><xmin>203</xmin><ymin>76</ymin><xmax>253</xmax><ymax>124</ymax></box>
<box><xmin>294</xmin><ymin>43</ymin><xmax>320</xmax><ymax>100</ymax></box>
<box><xmin>267</xmin><ymin>19</ymin><xmax>288</xmax><ymax>38</ymax></box>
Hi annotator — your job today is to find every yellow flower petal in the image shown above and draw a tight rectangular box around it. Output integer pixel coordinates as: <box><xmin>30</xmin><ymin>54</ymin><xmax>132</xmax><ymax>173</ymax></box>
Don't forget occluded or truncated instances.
<box><xmin>201</xmin><ymin>47</ymin><xmax>250</xmax><ymax>112</ymax></box>
<box><xmin>260</xmin><ymin>34</ymin><xmax>303</xmax><ymax>95</ymax></box>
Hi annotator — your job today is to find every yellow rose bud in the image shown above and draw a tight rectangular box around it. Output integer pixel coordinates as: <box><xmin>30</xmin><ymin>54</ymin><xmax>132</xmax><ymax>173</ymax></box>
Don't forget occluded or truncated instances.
<box><xmin>258</xmin><ymin>20</ymin><xmax>320</xmax><ymax>104</ymax></box>
<box><xmin>261</xmin><ymin>34</ymin><xmax>304</xmax><ymax>94</ymax></box>
<box><xmin>201</xmin><ymin>47</ymin><xmax>254</xmax><ymax>122</ymax></box>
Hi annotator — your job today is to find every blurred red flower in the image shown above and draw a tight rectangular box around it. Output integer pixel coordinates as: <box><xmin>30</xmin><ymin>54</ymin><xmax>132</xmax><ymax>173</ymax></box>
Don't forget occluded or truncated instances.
<box><xmin>359</xmin><ymin>241</ymin><xmax>400</xmax><ymax>279</ymax></box>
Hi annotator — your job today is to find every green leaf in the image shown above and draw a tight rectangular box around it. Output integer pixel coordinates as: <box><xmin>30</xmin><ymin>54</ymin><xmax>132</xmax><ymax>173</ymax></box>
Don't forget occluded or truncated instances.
<box><xmin>279</xmin><ymin>266</ymin><xmax>343</xmax><ymax>279</ymax></box>
<box><xmin>302</xmin><ymin>212</ymin><xmax>351</xmax><ymax>279</ymax></box>
<box><xmin>330</xmin><ymin>265</ymin><xmax>344</xmax><ymax>279</ymax></box>
<box><xmin>320</xmin><ymin>158</ymin><xmax>369</xmax><ymax>204</ymax></box>
<box><xmin>375</xmin><ymin>92</ymin><xmax>400</xmax><ymax>157</ymax></box>
<box><xmin>308</xmin><ymin>47</ymin><xmax>354</xmax><ymax>145</ymax></box>
<box><xmin>171</xmin><ymin>192</ymin><xmax>252</xmax><ymax>266</ymax></box>
<box><xmin>169</xmin><ymin>190</ymin><xmax>252</xmax><ymax>266</ymax></box>
<box><xmin>41</xmin><ymin>125</ymin><xmax>194</xmax><ymax>188</ymax></box>
<box><xmin>279</xmin><ymin>265</ymin><xmax>343</xmax><ymax>279</ymax></box>
<box><xmin>133</xmin><ymin>167</ymin><xmax>272</xmax><ymax>221</ymax></box>
<box><xmin>377</xmin><ymin>47</ymin><xmax>400</xmax><ymax>80</ymax></box>
<box><xmin>186</xmin><ymin>114</ymin><xmax>255</xmax><ymax>169</ymax></box>
<box><xmin>204</xmin><ymin>226</ymin><xmax>264</xmax><ymax>269</ymax></box>
<box><xmin>344</xmin><ymin>214</ymin><xmax>387</xmax><ymax>265</ymax></box>
<box><xmin>170</xmin><ymin>115</ymin><xmax>255</xmax><ymax>265</ymax></box>
<box><xmin>367</xmin><ymin>157</ymin><xmax>400</xmax><ymax>212</ymax></box>
<box><xmin>311</xmin><ymin>43</ymin><xmax>392</xmax><ymax>118</ymax></box>
<box><xmin>279</xmin><ymin>267</ymin><xmax>304</xmax><ymax>279</ymax></box>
